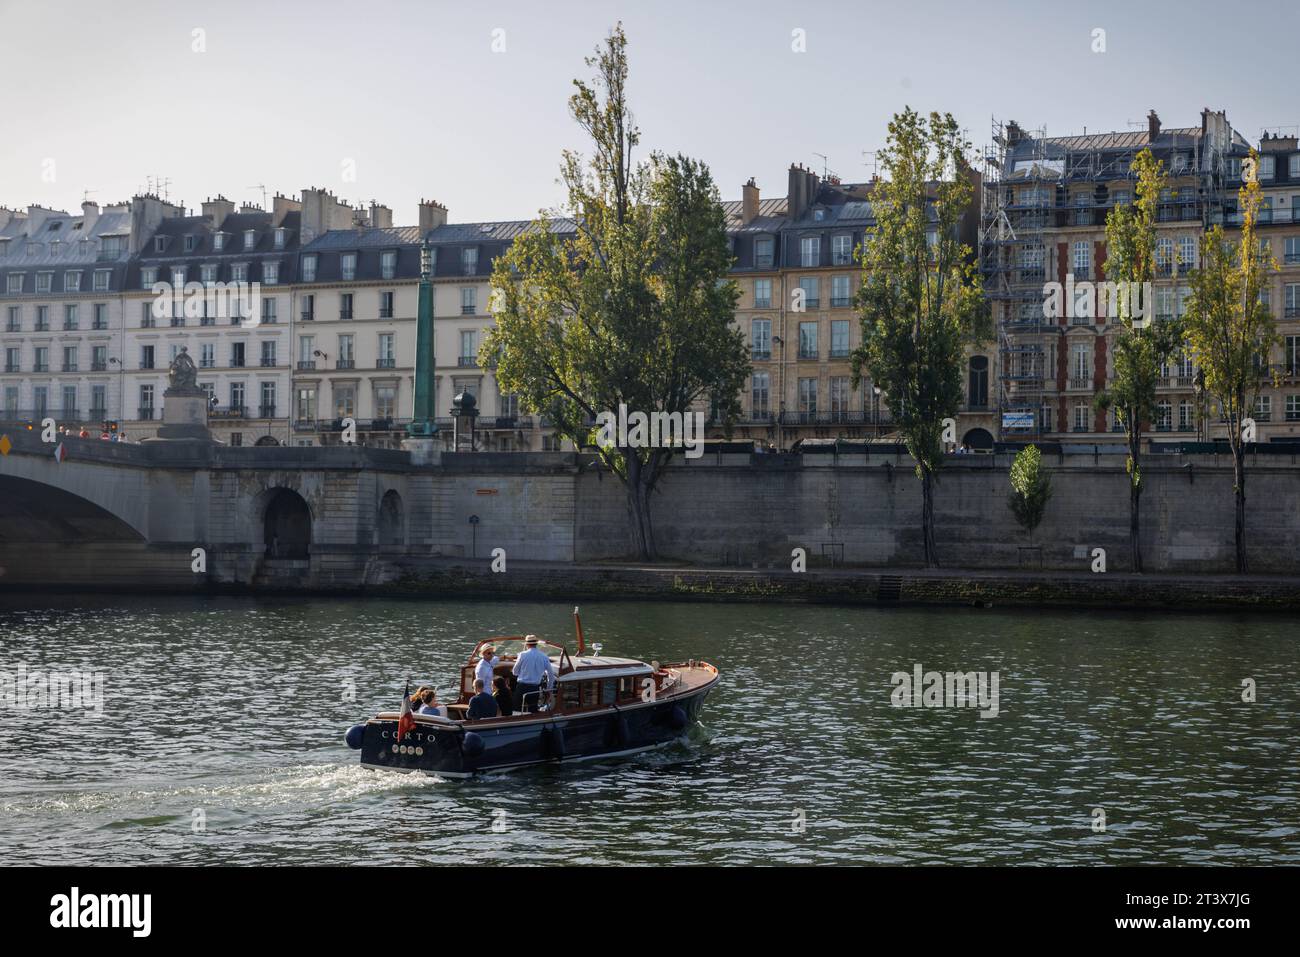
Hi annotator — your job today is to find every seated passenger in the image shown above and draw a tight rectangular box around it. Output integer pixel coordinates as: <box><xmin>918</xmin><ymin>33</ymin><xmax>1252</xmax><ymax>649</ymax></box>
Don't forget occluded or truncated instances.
<box><xmin>466</xmin><ymin>678</ymin><xmax>498</xmax><ymax>720</ymax></box>
<box><xmin>416</xmin><ymin>687</ymin><xmax>446</xmax><ymax>718</ymax></box>
<box><xmin>492</xmin><ymin>675</ymin><xmax>514</xmax><ymax>717</ymax></box>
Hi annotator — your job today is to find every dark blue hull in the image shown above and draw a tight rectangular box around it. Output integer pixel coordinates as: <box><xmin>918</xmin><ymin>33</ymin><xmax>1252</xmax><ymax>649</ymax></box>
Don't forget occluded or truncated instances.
<box><xmin>359</xmin><ymin>685</ymin><xmax>713</xmax><ymax>777</ymax></box>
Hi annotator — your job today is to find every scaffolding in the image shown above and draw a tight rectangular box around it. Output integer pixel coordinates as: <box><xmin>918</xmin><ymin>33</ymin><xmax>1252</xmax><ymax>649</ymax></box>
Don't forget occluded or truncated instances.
<box><xmin>980</xmin><ymin>118</ymin><xmax>1056</xmax><ymax>438</ymax></box>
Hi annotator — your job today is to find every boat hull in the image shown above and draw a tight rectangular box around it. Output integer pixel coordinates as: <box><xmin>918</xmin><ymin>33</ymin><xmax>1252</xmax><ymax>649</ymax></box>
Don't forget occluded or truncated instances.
<box><xmin>359</xmin><ymin>683</ymin><xmax>714</xmax><ymax>778</ymax></box>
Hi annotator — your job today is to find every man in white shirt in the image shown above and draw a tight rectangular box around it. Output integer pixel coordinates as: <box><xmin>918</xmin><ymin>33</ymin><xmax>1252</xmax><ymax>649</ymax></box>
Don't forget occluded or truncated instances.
<box><xmin>475</xmin><ymin>645</ymin><xmax>499</xmax><ymax>692</ymax></box>
<box><xmin>511</xmin><ymin>635</ymin><xmax>556</xmax><ymax>712</ymax></box>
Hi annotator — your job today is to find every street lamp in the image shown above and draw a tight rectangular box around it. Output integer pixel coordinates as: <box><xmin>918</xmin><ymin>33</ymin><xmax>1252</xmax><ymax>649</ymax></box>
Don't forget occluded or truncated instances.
<box><xmin>451</xmin><ymin>390</ymin><xmax>478</xmax><ymax>451</ymax></box>
<box><xmin>872</xmin><ymin>384</ymin><xmax>883</xmax><ymax>437</ymax></box>
<box><xmin>1193</xmin><ymin>368</ymin><xmax>1205</xmax><ymax>443</ymax></box>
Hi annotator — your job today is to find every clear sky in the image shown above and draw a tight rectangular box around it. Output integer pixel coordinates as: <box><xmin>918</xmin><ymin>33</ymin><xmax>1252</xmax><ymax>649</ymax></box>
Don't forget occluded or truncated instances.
<box><xmin>2</xmin><ymin>0</ymin><xmax>1296</xmax><ymax>225</ymax></box>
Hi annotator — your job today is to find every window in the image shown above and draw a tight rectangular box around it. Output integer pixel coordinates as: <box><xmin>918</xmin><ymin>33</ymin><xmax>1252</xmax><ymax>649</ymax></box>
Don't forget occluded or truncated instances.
<box><xmin>261</xmin><ymin>297</ymin><xmax>276</xmax><ymax>323</ymax></box>
<box><xmin>140</xmin><ymin>267</ymin><xmax>157</xmax><ymax>289</ymax></box>
<box><xmin>90</xmin><ymin>385</ymin><xmax>106</xmax><ymax>416</ymax></box>
<box><xmin>798</xmin><ymin>276</ymin><xmax>819</xmax><ymax>309</ymax></box>
<box><xmin>154</xmin><ymin>236</ymin><xmax>167</xmax><ymax>253</ymax></box>
<box><xmin>139</xmin><ymin>384</ymin><xmax>154</xmax><ymax>418</ymax></box>
<box><xmin>32</xmin><ymin>386</ymin><xmax>48</xmax><ymax>416</ymax></box>
<box><xmin>1155</xmin><ymin>400</ymin><xmax>1173</xmax><ymax>431</ymax></box>
<box><xmin>1073</xmin><ymin>402</ymin><xmax>1090</xmax><ymax>432</ymax></box>
<box><xmin>798</xmin><ymin>321</ymin><xmax>818</xmax><ymax>359</ymax></box>
<box><xmin>140</xmin><ymin>301</ymin><xmax>154</xmax><ymax>328</ymax></box>
<box><xmin>1290</xmin><ymin>155</ymin><xmax>1300</xmax><ymax>179</ymax></box>
<box><xmin>379</xmin><ymin>290</ymin><xmax>394</xmax><ymax>319</ymax></box>
<box><xmin>969</xmin><ymin>355</ymin><xmax>989</xmax><ymax>408</ymax></box>
<box><xmin>260</xmin><ymin>340</ymin><xmax>277</xmax><ymax>368</ymax></box>
<box><xmin>298</xmin><ymin>335</ymin><xmax>315</xmax><ymax>369</ymax></box>
<box><xmin>263</xmin><ymin>262</ymin><xmax>279</xmax><ymax>285</ymax></box>
<box><xmin>1071</xmin><ymin>343</ymin><xmax>1090</xmax><ymax>387</ymax></box>
<box><xmin>340</xmin><ymin>253</ymin><xmax>357</xmax><ymax>281</ymax></box>
<box><xmin>798</xmin><ymin>377</ymin><xmax>817</xmax><ymax>414</ymax></box>
<box><xmin>829</xmin><ymin>377</ymin><xmax>850</xmax><ymax>417</ymax></box>
<box><xmin>378</xmin><ymin>333</ymin><xmax>395</xmax><ymax>367</ymax></box>
<box><xmin>1072</xmin><ymin>240</ymin><xmax>1091</xmax><ymax>279</ymax></box>
<box><xmin>64</xmin><ymin>271</ymin><xmax>81</xmax><ymax>292</ymax></box>
<box><xmin>140</xmin><ymin>345</ymin><xmax>155</xmax><ymax>370</ymax></box>
<box><xmin>753</xmin><ymin>278</ymin><xmax>772</xmax><ymax>309</ymax></box>
<box><xmin>1285</xmin><ymin>237</ymin><xmax>1300</xmax><ymax>265</ymax></box>
<box><xmin>1254</xmin><ymin>394</ymin><xmax>1272</xmax><ymax>421</ymax></box>
<box><xmin>230</xmin><ymin>342</ymin><xmax>245</xmax><ymax>367</ymax></box>
<box><xmin>832</xmin><ymin>234</ymin><xmax>853</xmax><ymax>266</ymax></box>
<box><xmin>375</xmin><ymin>385</ymin><xmax>397</xmax><ymax>420</ymax></box>
<box><xmin>243</xmin><ymin>229</ymin><xmax>257</xmax><ymax>251</ymax></box>
<box><xmin>338</xmin><ymin>334</ymin><xmax>354</xmax><ymax>368</ymax></box>
<box><xmin>1259</xmin><ymin>155</ymin><xmax>1275</xmax><ymax>180</ymax></box>
<box><xmin>5</xmin><ymin>306</ymin><xmax>17</xmax><ymax>332</ymax></box>
<box><xmin>33</xmin><ymin>347</ymin><xmax>48</xmax><ymax>372</ymax></box>
<box><xmin>800</xmin><ymin>236</ymin><xmax>820</xmax><ymax>268</ymax></box>
<box><xmin>1111</xmin><ymin>190</ymin><xmax>1131</xmax><ymax>207</ymax></box>
<box><xmin>340</xmin><ymin>292</ymin><xmax>353</xmax><ymax>320</ymax></box>
<box><xmin>6</xmin><ymin>274</ymin><xmax>22</xmax><ymax>293</ymax></box>
<box><xmin>260</xmin><ymin>381</ymin><xmax>277</xmax><ymax>418</ymax></box>
<box><xmin>751</xmin><ymin>318</ymin><xmax>770</xmax><ymax>360</ymax></box>
<box><xmin>199</xmin><ymin>343</ymin><xmax>214</xmax><ymax>368</ymax></box>
<box><xmin>93</xmin><ymin>270</ymin><xmax>110</xmax><ymax>292</ymax></box>
<box><xmin>1225</xmin><ymin>158</ymin><xmax>1242</xmax><ymax>181</ymax></box>
<box><xmin>381</xmin><ymin>250</ymin><xmax>397</xmax><ymax>280</ymax></box>
<box><xmin>751</xmin><ymin>371</ymin><xmax>770</xmax><ymax>419</ymax></box>
<box><xmin>462</xmin><ymin>247</ymin><xmax>478</xmax><ymax>276</ymax></box>
<box><xmin>1178</xmin><ymin>235</ymin><xmax>1196</xmax><ymax>270</ymax></box>
<box><xmin>4</xmin><ymin>347</ymin><xmax>18</xmax><ymax>373</ymax></box>
<box><xmin>830</xmin><ymin>320</ymin><xmax>849</xmax><ymax>358</ymax></box>
<box><xmin>1287</xmin><ymin>395</ymin><xmax>1300</xmax><ymax>422</ymax></box>
<box><xmin>230</xmin><ymin>381</ymin><xmax>245</xmax><ymax>412</ymax></box>
<box><xmin>64</xmin><ymin>304</ymin><xmax>78</xmax><ymax>330</ymax></box>
<box><xmin>831</xmin><ymin>275</ymin><xmax>851</xmax><ymax>307</ymax></box>
<box><xmin>301</xmin><ymin>293</ymin><xmax>314</xmax><ymax>321</ymax></box>
<box><xmin>296</xmin><ymin>387</ymin><xmax>317</xmax><ymax>422</ymax></box>
<box><xmin>460</xmin><ymin>330</ymin><xmax>477</xmax><ymax>366</ymax></box>
<box><xmin>754</xmin><ymin>236</ymin><xmax>774</xmax><ymax>268</ymax></box>
<box><xmin>36</xmin><ymin>272</ymin><xmax>52</xmax><ymax>294</ymax></box>
<box><xmin>332</xmin><ymin>383</ymin><xmax>355</xmax><ymax>419</ymax></box>
<box><xmin>1286</xmin><ymin>284</ymin><xmax>1300</xmax><ymax>318</ymax></box>
<box><xmin>301</xmin><ymin>254</ymin><xmax>317</xmax><ymax>283</ymax></box>
<box><xmin>35</xmin><ymin>305</ymin><xmax>49</xmax><ymax>330</ymax></box>
<box><xmin>461</xmin><ymin>286</ymin><xmax>477</xmax><ymax>315</ymax></box>
<box><xmin>3</xmin><ymin>385</ymin><xmax>16</xmax><ymax>414</ymax></box>
<box><xmin>170</xmin><ymin>266</ymin><xmax>186</xmax><ymax>287</ymax></box>
<box><xmin>213</xmin><ymin>233</ymin><xmax>225</xmax><ymax>252</ymax></box>
<box><xmin>62</xmin><ymin>346</ymin><xmax>78</xmax><ymax>372</ymax></box>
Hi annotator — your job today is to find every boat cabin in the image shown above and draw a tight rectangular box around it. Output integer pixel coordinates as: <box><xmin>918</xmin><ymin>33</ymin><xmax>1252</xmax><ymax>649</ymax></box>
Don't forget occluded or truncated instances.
<box><xmin>447</xmin><ymin>637</ymin><xmax>660</xmax><ymax>719</ymax></box>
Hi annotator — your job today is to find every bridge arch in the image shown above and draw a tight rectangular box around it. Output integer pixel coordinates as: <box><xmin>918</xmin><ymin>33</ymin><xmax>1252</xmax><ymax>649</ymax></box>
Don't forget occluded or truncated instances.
<box><xmin>0</xmin><ymin>474</ymin><xmax>147</xmax><ymax>544</ymax></box>
<box><xmin>261</xmin><ymin>487</ymin><xmax>312</xmax><ymax>559</ymax></box>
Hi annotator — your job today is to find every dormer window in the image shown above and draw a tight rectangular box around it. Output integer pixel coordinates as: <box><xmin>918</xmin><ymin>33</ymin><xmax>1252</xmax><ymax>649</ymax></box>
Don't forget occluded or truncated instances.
<box><xmin>171</xmin><ymin>266</ymin><xmax>186</xmax><ymax>286</ymax></box>
<box><xmin>154</xmin><ymin>236</ymin><xmax>168</xmax><ymax>253</ymax></box>
<box><xmin>231</xmin><ymin>262</ymin><xmax>249</xmax><ymax>283</ymax></box>
<box><xmin>36</xmin><ymin>272</ymin><xmax>53</xmax><ymax>294</ymax></box>
<box><xmin>6</xmin><ymin>274</ymin><xmax>23</xmax><ymax>293</ymax></box>
<box><xmin>50</xmin><ymin>241</ymin><xmax>61</xmax><ymax>258</ymax></box>
<box><xmin>101</xmin><ymin>235</ymin><xmax>125</xmax><ymax>257</ymax></box>
<box><xmin>27</xmin><ymin>242</ymin><xmax>39</xmax><ymax>256</ymax></box>
<box><xmin>301</xmin><ymin>253</ymin><xmax>317</xmax><ymax>283</ymax></box>
<box><xmin>381</xmin><ymin>249</ymin><xmax>397</xmax><ymax>280</ymax></box>
<box><xmin>244</xmin><ymin>229</ymin><xmax>257</xmax><ymax>250</ymax></box>
<box><xmin>213</xmin><ymin>233</ymin><xmax>226</xmax><ymax>252</ymax></box>
<box><xmin>200</xmin><ymin>263</ymin><xmax>218</xmax><ymax>284</ymax></box>
<box><xmin>141</xmin><ymin>267</ymin><xmax>158</xmax><ymax>288</ymax></box>
<box><xmin>813</xmin><ymin>208</ymin><xmax>826</xmax><ymax>221</ymax></box>
<box><xmin>340</xmin><ymin>252</ymin><xmax>357</xmax><ymax>281</ymax></box>
<box><xmin>65</xmin><ymin>271</ymin><xmax>81</xmax><ymax>292</ymax></box>
<box><xmin>262</xmin><ymin>261</ymin><xmax>279</xmax><ymax>285</ymax></box>
<box><xmin>461</xmin><ymin>246</ymin><xmax>478</xmax><ymax>276</ymax></box>
<box><xmin>274</xmin><ymin>227</ymin><xmax>286</xmax><ymax>249</ymax></box>
<box><xmin>184</xmin><ymin>235</ymin><xmax>198</xmax><ymax>252</ymax></box>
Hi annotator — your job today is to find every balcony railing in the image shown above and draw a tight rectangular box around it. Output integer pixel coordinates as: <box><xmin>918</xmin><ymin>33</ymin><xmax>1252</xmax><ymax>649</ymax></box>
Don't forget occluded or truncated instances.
<box><xmin>5</xmin><ymin>324</ymin><xmax>18</xmax><ymax>333</ymax></box>
<box><xmin>751</xmin><ymin>349</ymin><xmax>771</xmax><ymax>361</ymax></box>
<box><xmin>376</xmin><ymin>358</ymin><xmax>396</xmax><ymax>369</ymax></box>
<box><xmin>3</xmin><ymin>364</ymin><xmax>18</xmax><ymax>373</ymax></box>
<box><xmin>260</xmin><ymin>357</ymin><xmax>277</xmax><ymax>368</ymax></box>
<box><xmin>339</xmin><ymin>309</ymin><xmax>353</xmax><ymax>320</ymax></box>
<box><xmin>461</xmin><ymin>305</ymin><xmax>476</xmax><ymax>315</ymax></box>
<box><xmin>62</xmin><ymin>363</ymin><xmax>78</xmax><ymax>372</ymax></box>
<box><xmin>33</xmin><ymin>362</ymin><xmax>48</xmax><ymax>372</ymax></box>
<box><xmin>297</xmin><ymin>360</ymin><xmax>316</xmax><ymax>370</ymax></box>
<box><xmin>829</xmin><ymin>348</ymin><xmax>850</xmax><ymax>358</ymax></box>
<box><xmin>458</xmin><ymin>356</ymin><xmax>477</xmax><ymax>367</ymax></box>
<box><xmin>170</xmin><ymin>317</ymin><xmax>185</xmax><ymax>327</ymax></box>
<box><xmin>754</xmin><ymin>299</ymin><xmax>772</xmax><ymax>309</ymax></box>
<box><xmin>1068</xmin><ymin>376</ymin><xmax>1092</xmax><ymax>390</ymax></box>
<box><xmin>92</xmin><ymin>320</ymin><xmax>108</xmax><ymax>330</ymax></box>
<box><xmin>830</xmin><ymin>297</ymin><xmax>852</xmax><ymax>308</ymax></box>
<box><xmin>138</xmin><ymin>407</ymin><xmax>155</xmax><ymax>420</ymax></box>
<box><xmin>209</xmin><ymin>405</ymin><xmax>247</xmax><ymax>419</ymax></box>
<box><xmin>337</xmin><ymin>359</ymin><xmax>355</xmax><ymax>369</ymax></box>
<box><xmin>34</xmin><ymin>322</ymin><xmax>49</xmax><ymax>332</ymax></box>
<box><xmin>754</xmin><ymin>254</ymin><xmax>774</xmax><ymax>269</ymax></box>
<box><xmin>798</xmin><ymin>350</ymin><xmax>819</xmax><ymax>360</ymax></box>
<box><xmin>801</xmin><ymin>297</ymin><xmax>820</xmax><ymax>309</ymax></box>
<box><xmin>259</xmin><ymin>406</ymin><xmax>277</xmax><ymax>419</ymax></box>
<box><xmin>301</xmin><ymin>310</ymin><xmax>314</xmax><ymax>321</ymax></box>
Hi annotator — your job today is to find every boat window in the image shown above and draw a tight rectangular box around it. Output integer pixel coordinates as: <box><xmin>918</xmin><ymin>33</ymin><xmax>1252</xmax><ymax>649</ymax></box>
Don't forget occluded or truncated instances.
<box><xmin>600</xmin><ymin>680</ymin><xmax>617</xmax><ymax>705</ymax></box>
<box><xmin>617</xmin><ymin>677</ymin><xmax>638</xmax><ymax>700</ymax></box>
<box><xmin>580</xmin><ymin>682</ymin><xmax>599</xmax><ymax>708</ymax></box>
<box><xmin>562</xmin><ymin>683</ymin><xmax>581</xmax><ymax>710</ymax></box>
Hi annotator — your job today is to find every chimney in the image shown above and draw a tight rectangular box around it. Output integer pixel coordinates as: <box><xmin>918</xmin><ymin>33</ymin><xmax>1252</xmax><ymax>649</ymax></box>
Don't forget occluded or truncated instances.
<box><xmin>419</xmin><ymin>199</ymin><xmax>448</xmax><ymax>233</ymax></box>
<box><xmin>1148</xmin><ymin>110</ymin><xmax>1161</xmax><ymax>141</ymax></box>
<box><xmin>128</xmin><ymin>195</ymin><xmax>178</xmax><ymax>255</ymax></box>
<box><xmin>272</xmin><ymin>193</ymin><xmax>301</xmax><ymax>227</ymax></box>
<box><xmin>81</xmin><ymin>200</ymin><xmax>99</xmax><ymax>219</ymax></box>
<box><xmin>202</xmin><ymin>195</ymin><xmax>235</xmax><ymax>225</ymax></box>
<box><xmin>299</xmin><ymin>187</ymin><xmax>354</xmax><ymax>242</ymax></box>
<box><xmin>240</xmin><ymin>202</ymin><xmax>262</xmax><ymax>214</ymax></box>
<box><xmin>741</xmin><ymin>178</ymin><xmax>760</xmax><ymax>225</ymax></box>
<box><xmin>369</xmin><ymin>203</ymin><xmax>393</xmax><ymax>229</ymax></box>
<box><xmin>787</xmin><ymin>164</ymin><xmax>819</xmax><ymax>221</ymax></box>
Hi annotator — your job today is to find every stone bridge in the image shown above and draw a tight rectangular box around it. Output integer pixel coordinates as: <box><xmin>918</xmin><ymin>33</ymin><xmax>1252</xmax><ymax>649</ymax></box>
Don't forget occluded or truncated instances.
<box><xmin>0</xmin><ymin>430</ymin><xmax>583</xmax><ymax>589</ymax></box>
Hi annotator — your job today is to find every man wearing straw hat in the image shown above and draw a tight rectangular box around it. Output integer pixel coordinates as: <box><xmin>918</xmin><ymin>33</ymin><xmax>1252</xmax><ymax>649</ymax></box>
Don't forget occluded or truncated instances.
<box><xmin>511</xmin><ymin>635</ymin><xmax>555</xmax><ymax>713</ymax></box>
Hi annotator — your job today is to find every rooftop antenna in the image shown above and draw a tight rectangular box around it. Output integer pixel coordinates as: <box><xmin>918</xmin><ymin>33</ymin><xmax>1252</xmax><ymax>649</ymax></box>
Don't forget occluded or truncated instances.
<box><xmin>813</xmin><ymin>152</ymin><xmax>829</xmax><ymax>178</ymax></box>
<box><xmin>154</xmin><ymin>175</ymin><xmax>172</xmax><ymax>201</ymax></box>
<box><xmin>861</xmin><ymin>150</ymin><xmax>880</xmax><ymax>179</ymax></box>
<box><xmin>247</xmin><ymin>184</ymin><xmax>268</xmax><ymax>209</ymax></box>
<box><xmin>81</xmin><ymin>189</ymin><xmax>96</xmax><ymax>204</ymax></box>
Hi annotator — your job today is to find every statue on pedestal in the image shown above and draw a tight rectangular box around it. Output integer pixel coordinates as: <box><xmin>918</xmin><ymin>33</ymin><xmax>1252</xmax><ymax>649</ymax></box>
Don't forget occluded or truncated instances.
<box><xmin>168</xmin><ymin>347</ymin><xmax>200</xmax><ymax>393</ymax></box>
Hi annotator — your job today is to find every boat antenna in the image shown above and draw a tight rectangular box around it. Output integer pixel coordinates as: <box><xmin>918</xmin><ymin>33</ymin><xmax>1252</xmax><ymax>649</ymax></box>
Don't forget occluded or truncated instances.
<box><xmin>573</xmin><ymin>606</ymin><xmax>585</xmax><ymax>655</ymax></box>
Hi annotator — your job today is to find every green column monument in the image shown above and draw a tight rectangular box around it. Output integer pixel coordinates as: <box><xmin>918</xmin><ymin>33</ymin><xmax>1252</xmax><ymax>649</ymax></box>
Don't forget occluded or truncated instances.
<box><xmin>408</xmin><ymin>241</ymin><xmax>438</xmax><ymax>436</ymax></box>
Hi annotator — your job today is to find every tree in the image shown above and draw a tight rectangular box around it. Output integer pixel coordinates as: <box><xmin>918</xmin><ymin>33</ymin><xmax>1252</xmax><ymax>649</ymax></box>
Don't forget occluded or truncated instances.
<box><xmin>1183</xmin><ymin>151</ymin><xmax>1279</xmax><ymax>573</ymax></box>
<box><xmin>1095</xmin><ymin>149</ymin><xmax>1183</xmax><ymax>573</ymax></box>
<box><xmin>850</xmin><ymin>108</ymin><xmax>989</xmax><ymax>567</ymax></box>
<box><xmin>484</xmin><ymin>24</ymin><xmax>748</xmax><ymax>560</ymax></box>
<box><xmin>1007</xmin><ymin>444</ymin><xmax>1052</xmax><ymax>542</ymax></box>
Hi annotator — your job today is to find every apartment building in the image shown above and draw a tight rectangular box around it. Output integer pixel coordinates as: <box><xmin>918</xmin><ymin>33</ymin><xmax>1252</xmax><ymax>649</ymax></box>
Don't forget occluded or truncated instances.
<box><xmin>723</xmin><ymin>164</ymin><xmax>992</xmax><ymax>449</ymax></box>
<box><xmin>0</xmin><ymin>196</ymin><xmax>180</xmax><ymax>432</ymax></box>
<box><xmin>981</xmin><ymin>109</ymin><xmax>1257</xmax><ymax>443</ymax></box>
<box><xmin>122</xmin><ymin>194</ymin><xmax>300</xmax><ymax>446</ymax></box>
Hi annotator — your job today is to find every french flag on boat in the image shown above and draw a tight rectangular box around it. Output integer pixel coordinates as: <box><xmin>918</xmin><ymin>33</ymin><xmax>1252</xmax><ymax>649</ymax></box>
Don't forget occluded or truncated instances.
<box><xmin>396</xmin><ymin>682</ymin><xmax>415</xmax><ymax>742</ymax></box>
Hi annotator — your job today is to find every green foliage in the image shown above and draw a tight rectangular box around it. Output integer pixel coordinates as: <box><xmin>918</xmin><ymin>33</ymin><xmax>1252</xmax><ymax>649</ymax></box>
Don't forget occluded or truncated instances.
<box><xmin>482</xmin><ymin>24</ymin><xmax>747</xmax><ymax>558</ymax></box>
<box><xmin>850</xmin><ymin>108</ymin><xmax>989</xmax><ymax>478</ymax></box>
<box><xmin>1007</xmin><ymin>444</ymin><xmax>1052</xmax><ymax>538</ymax></box>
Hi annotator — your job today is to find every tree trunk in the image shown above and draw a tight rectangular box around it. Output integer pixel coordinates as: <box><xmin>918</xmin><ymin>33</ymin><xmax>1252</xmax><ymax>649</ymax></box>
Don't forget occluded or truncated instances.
<box><xmin>1128</xmin><ymin>429</ymin><xmax>1143</xmax><ymax>574</ymax></box>
<box><xmin>921</xmin><ymin>464</ymin><xmax>939</xmax><ymax>568</ymax></box>
<box><xmin>1233</xmin><ymin>442</ymin><xmax>1247</xmax><ymax>574</ymax></box>
<box><xmin>624</xmin><ymin>454</ymin><xmax>657</xmax><ymax>562</ymax></box>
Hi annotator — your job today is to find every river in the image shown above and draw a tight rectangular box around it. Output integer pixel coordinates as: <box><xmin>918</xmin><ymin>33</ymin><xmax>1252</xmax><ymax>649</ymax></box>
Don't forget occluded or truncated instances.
<box><xmin>0</xmin><ymin>594</ymin><xmax>1295</xmax><ymax>865</ymax></box>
